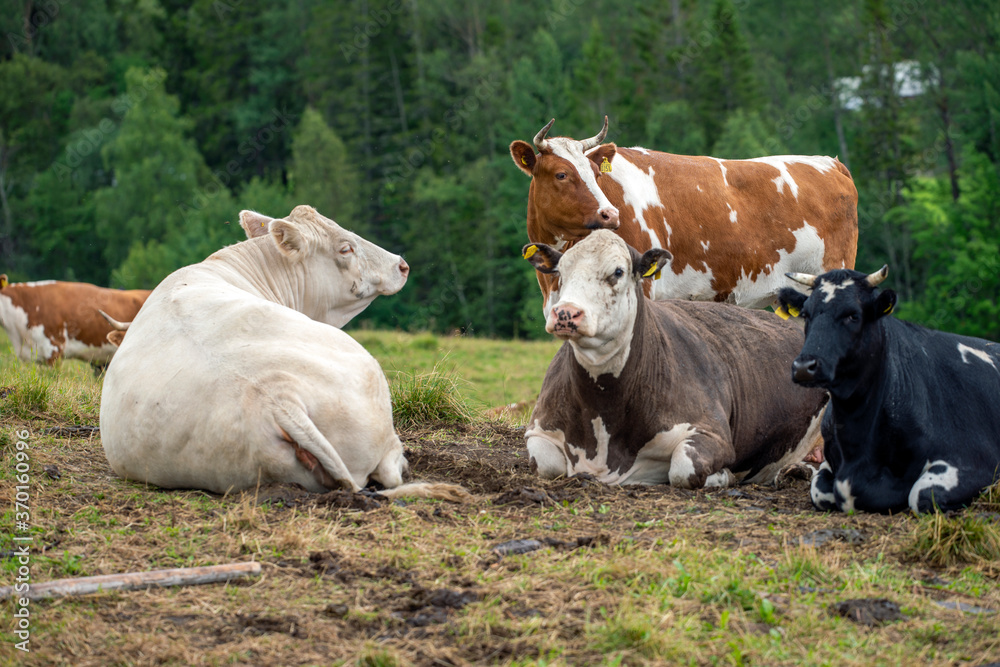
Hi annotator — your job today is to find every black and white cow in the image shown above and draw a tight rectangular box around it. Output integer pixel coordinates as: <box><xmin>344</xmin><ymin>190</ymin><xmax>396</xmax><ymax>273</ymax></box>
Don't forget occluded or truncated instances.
<box><xmin>777</xmin><ymin>266</ymin><xmax>1000</xmax><ymax>513</ymax></box>
<box><xmin>523</xmin><ymin>230</ymin><xmax>829</xmax><ymax>488</ymax></box>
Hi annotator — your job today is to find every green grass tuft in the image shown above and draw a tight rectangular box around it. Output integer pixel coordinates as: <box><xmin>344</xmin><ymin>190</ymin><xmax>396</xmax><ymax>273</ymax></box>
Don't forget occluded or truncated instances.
<box><xmin>388</xmin><ymin>361</ymin><xmax>476</xmax><ymax>429</ymax></box>
<box><xmin>902</xmin><ymin>511</ymin><xmax>1000</xmax><ymax>567</ymax></box>
<box><xmin>0</xmin><ymin>366</ymin><xmax>51</xmax><ymax>419</ymax></box>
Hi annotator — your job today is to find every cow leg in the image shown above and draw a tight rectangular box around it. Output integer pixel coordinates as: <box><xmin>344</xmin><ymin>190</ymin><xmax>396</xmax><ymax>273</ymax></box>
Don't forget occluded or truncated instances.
<box><xmin>668</xmin><ymin>433</ymin><xmax>736</xmax><ymax>489</ymax></box>
<box><xmin>810</xmin><ymin>462</ymin><xmax>838</xmax><ymax>511</ymax></box>
<box><xmin>908</xmin><ymin>460</ymin><xmax>980</xmax><ymax>513</ymax></box>
<box><xmin>526</xmin><ymin>432</ymin><xmax>570</xmax><ymax>479</ymax></box>
<box><xmin>370</xmin><ymin>445</ymin><xmax>407</xmax><ymax>489</ymax></box>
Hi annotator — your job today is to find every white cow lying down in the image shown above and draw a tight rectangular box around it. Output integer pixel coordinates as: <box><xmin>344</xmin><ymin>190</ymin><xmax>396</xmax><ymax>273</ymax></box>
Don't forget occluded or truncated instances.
<box><xmin>100</xmin><ymin>205</ymin><xmax>468</xmax><ymax>501</ymax></box>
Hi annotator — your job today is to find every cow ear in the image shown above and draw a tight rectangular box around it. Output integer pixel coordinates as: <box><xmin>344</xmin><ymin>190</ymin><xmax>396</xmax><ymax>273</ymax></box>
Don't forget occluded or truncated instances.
<box><xmin>239</xmin><ymin>210</ymin><xmax>274</xmax><ymax>239</ymax></box>
<box><xmin>523</xmin><ymin>243</ymin><xmax>562</xmax><ymax>274</ymax></box>
<box><xmin>588</xmin><ymin>143</ymin><xmax>617</xmax><ymax>174</ymax></box>
<box><xmin>510</xmin><ymin>141</ymin><xmax>537</xmax><ymax>176</ymax></box>
<box><xmin>634</xmin><ymin>247</ymin><xmax>672</xmax><ymax>280</ymax></box>
<box><xmin>872</xmin><ymin>289</ymin><xmax>897</xmax><ymax>320</ymax></box>
<box><xmin>775</xmin><ymin>287</ymin><xmax>808</xmax><ymax>320</ymax></box>
<box><xmin>270</xmin><ymin>218</ymin><xmax>314</xmax><ymax>259</ymax></box>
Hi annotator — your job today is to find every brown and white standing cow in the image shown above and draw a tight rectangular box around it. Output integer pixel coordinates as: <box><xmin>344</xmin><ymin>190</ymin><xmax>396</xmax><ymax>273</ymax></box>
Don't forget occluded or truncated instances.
<box><xmin>0</xmin><ymin>275</ymin><xmax>150</xmax><ymax>369</ymax></box>
<box><xmin>523</xmin><ymin>230</ymin><xmax>828</xmax><ymax>488</ymax></box>
<box><xmin>510</xmin><ymin>117</ymin><xmax>858</xmax><ymax>313</ymax></box>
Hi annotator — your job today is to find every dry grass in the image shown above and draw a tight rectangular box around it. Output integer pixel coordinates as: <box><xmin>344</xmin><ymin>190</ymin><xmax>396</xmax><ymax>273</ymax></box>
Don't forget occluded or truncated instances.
<box><xmin>0</xmin><ymin>345</ymin><xmax>998</xmax><ymax>665</ymax></box>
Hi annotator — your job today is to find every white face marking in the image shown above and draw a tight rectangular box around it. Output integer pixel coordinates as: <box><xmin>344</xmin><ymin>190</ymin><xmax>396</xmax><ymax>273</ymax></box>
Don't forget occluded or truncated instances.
<box><xmin>546</xmin><ymin>231</ymin><xmax>638</xmax><ymax>381</ymax></box>
<box><xmin>835</xmin><ymin>478</ymin><xmax>856</xmax><ymax>512</ymax></box>
<box><xmin>549</xmin><ymin>137</ymin><xmax>617</xmax><ymax>214</ymax></box>
<box><xmin>810</xmin><ymin>461</ymin><xmax>837</xmax><ymax>507</ymax></box>
<box><xmin>602</xmin><ymin>154</ymin><xmax>667</xmax><ymax>245</ymax></box>
<box><xmin>957</xmin><ymin>343</ymin><xmax>997</xmax><ymax>370</ymax></box>
<box><xmin>909</xmin><ymin>460</ymin><xmax>960</xmax><ymax>513</ymax></box>
<box><xmin>818</xmin><ymin>278</ymin><xmax>855</xmax><ymax>303</ymax></box>
<box><xmin>729</xmin><ymin>222</ymin><xmax>827</xmax><ymax>309</ymax></box>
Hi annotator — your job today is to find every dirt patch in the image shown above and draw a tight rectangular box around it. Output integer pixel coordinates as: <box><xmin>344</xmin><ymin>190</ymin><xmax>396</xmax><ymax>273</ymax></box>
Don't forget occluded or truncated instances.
<box><xmin>8</xmin><ymin>418</ymin><xmax>1000</xmax><ymax>666</ymax></box>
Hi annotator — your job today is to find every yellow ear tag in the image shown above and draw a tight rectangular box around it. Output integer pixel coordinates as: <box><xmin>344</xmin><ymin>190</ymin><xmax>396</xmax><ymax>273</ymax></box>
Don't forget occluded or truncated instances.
<box><xmin>600</xmin><ymin>157</ymin><xmax>612</xmax><ymax>173</ymax></box>
<box><xmin>521</xmin><ymin>156</ymin><xmax>527</xmax><ymax>165</ymax></box>
<box><xmin>523</xmin><ymin>245</ymin><xmax>538</xmax><ymax>260</ymax></box>
<box><xmin>0</xmin><ymin>277</ymin><xmax>7</xmax><ymax>289</ymax></box>
<box><xmin>642</xmin><ymin>261</ymin><xmax>658</xmax><ymax>278</ymax></box>
<box><xmin>775</xmin><ymin>305</ymin><xmax>790</xmax><ymax>320</ymax></box>
<box><xmin>884</xmin><ymin>303</ymin><xmax>894</xmax><ymax>314</ymax></box>
<box><xmin>653</xmin><ymin>269</ymin><xmax>662</xmax><ymax>280</ymax></box>
<box><xmin>788</xmin><ymin>305</ymin><xmax>800</xmax><ymax>318</ymax></box>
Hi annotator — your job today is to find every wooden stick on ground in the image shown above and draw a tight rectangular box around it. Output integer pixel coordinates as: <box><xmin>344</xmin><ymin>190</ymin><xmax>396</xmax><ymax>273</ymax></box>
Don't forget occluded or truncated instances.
<box><xmin>0</xmin><ymin>562</ymin><xmax>261</xmax><ymax>601</ymax></box>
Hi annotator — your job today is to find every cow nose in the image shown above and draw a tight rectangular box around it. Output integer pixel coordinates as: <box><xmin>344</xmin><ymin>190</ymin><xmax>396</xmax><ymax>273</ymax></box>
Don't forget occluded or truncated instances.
<box><xmin>398</xmin><ymin>258</ymin><xmax>410</xmax><ymax>278</ymax></box>
<box><xmin>598</xmin><ymin>206</ymin><xmax>620</xmax><ymax>229</ymax></box>
<box><xmin>550</xmin><ymin>304</ymin><xmax>584</xmax><ymax>334</ymax></box>
<box><xmin>791</xmin><ymin>356</ymin><xmax>818</xmax><ymax>383</ymax></box>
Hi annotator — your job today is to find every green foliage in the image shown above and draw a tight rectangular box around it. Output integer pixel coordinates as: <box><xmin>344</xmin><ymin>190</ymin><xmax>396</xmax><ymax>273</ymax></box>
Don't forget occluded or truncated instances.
<box><xmin>0</xmin><ymin>368</ymin><xmax>50</xmax><ymax>419</ymax></box>
<box><xmin>712</xmin><ymin>109</ymin><xmax>785</xmax><ymax>158</ymax></box>
<box><xmin>0</xmin><ymin>0</ymin><xmax>996</xmax><ymax>341</ymax></box>
<box><xmin>289</xmin><ymin>108</ymin><xmax>362</xmax><ymax>231</ymax></box>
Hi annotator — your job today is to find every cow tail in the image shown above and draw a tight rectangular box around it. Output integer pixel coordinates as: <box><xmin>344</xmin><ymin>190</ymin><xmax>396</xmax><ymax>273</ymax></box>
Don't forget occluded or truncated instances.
<box><xmin>274</xmin><ymin>405</ymin><xmax>363</xmax><ymax>493</ymax></box>
<box><xmin>378</xmin><ymin>482</ymin><xmax>472</xmax><ymax>503</ymax></box>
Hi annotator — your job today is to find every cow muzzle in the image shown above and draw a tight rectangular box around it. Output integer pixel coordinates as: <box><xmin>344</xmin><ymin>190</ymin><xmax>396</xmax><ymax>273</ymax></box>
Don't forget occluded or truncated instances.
<box><xmin>547</xmin><ymin>303</ymin><xmax>585</xmax><ymax>338</ymax></box>
<box><xmin>791</xmin><ymin>355</ymin><xmax>820</xmax><ymax>384</ymax></box>
<box><xmin>586</xmin><ymin>206</ymin><xmax>620</xmax><ymax>230</ymax></box>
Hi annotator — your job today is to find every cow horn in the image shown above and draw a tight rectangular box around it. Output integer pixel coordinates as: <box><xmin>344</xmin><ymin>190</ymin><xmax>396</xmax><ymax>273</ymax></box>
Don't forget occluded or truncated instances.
<box><xmin>579</xmin><ymin>115</ymin><xmax>609</xmax><ymax>151</ymax></box>
<box><xmin>866</xmin><ymin>264</ymin><xmax>889</xmax><ymax>287</ymax></box>
<box><xmin>785</xmin><ymin>272</ymin><xmax>818</xmax><ymax>287</ymax></box>
<box><xmin>98</xmin><ymin>309</ymin><xmax>130</xmax><ymax>331</ymax></box>
<box><xmin>533</xmin><ymin>118</ymin><xmax>556</xmax><ymax>152</ymax></box>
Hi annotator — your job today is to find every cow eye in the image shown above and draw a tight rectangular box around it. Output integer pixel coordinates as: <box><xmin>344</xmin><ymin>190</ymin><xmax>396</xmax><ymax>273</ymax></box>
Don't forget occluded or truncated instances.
<box><xmin>846</xmin><ymin>313</ymin><xmax>860</xmax><ymax>324</ymax></box>
<box><xmin>613</xmin><ymin>268</ymin><xmax>624</xmax><ymax>279</ymax></box>
<box><xmin>555</xmin><ymin>172</ymin><xmax>567</xmax><ymax>180</ymax></box>
<box><xmin>339</xmin><ymin>244</ymin><xmax>354</xmax><ymax>255</ymax></box>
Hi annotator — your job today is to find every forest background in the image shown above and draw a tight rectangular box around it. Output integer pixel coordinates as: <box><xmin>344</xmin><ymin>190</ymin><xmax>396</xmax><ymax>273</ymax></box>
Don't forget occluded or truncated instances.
<box><xmin>1</xmin><ymin>0</ymin><xmax>998</xmax><ymax>340</ymax></box>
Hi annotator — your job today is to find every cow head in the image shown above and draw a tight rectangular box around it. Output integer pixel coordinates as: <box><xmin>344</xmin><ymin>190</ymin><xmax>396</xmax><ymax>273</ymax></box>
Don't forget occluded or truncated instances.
<box><xmin>524</xmin><ymin>230</ymin><xmax>671</xmax><ymax>377</ymax></box>
<box><xmin>776</xmin><ymin>265</ymin><xmax>896</xmax><ymax>392</ymax></box>
<box><xmin>510</xmin><ymin>117</ymin><xmax>621</xmax><ymax>243</ymax></box>
<box><xmin>248</xmin><ymin>206</ymin><xmax>410</xmax><ymax>328</ymax></box>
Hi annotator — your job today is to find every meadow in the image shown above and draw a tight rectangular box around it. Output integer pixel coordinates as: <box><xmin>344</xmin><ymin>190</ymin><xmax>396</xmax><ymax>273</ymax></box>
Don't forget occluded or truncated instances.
<box><xmin>0</xmin><ymin>331</ymin><xmax>998</xmax><ymax>666</ymax></box>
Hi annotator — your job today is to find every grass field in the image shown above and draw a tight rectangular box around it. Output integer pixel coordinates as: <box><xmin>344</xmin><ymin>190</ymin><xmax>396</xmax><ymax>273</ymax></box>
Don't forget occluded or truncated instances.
<box><xmin>0</xmin><ymin>332</ymin><xmax>999</xmax><ymax>666</ymax></box>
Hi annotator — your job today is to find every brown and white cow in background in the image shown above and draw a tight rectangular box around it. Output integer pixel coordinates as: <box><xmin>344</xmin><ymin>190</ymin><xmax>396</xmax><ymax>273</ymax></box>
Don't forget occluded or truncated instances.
<box><xmin>100</xmin><ymin>205</ymin><xmax>468</xmax><ymax>502</ymax></box>
<box><xmin>523</xmin><ymin>230</ymin><xmax>828</xmax><ymax>488</ymax></box>
<box><xmin>0</xmin><ymin>275</ymin><xmax>150</xmax><ymax>369</ymax></box>
<box><xmin>510</xmin><ymin>117</ymin><xmax>858</xmax><ymax>313</ymax></box>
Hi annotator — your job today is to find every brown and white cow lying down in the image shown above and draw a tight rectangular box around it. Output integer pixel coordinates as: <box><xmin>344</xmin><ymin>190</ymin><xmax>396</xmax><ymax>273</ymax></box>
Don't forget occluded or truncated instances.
<box><xmin>510</xmin><ymin>118</ymin><xmax>858</xmax><ymax>313</ymax></box>
<box><xmin>100</xmin><ymin>205</ymin><xmax>468</xmax><ymax>502</ymax></box>
<box><xmin>0</xmin><ymin>275</ymin><xmax>150</xmax><ymax>368</ymax></box>
<box><xmin>523</xmin><ymin>230</ymin><xmax>828</xmax><ymax>488</ymax></box>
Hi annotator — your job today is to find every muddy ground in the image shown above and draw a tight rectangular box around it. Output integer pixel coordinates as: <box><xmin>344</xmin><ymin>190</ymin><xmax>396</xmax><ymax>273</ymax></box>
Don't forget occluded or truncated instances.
<box><xmin>6</xmin><ymin>421</ymin><xmax>1000</xmax><ymax>666</ymax></box>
